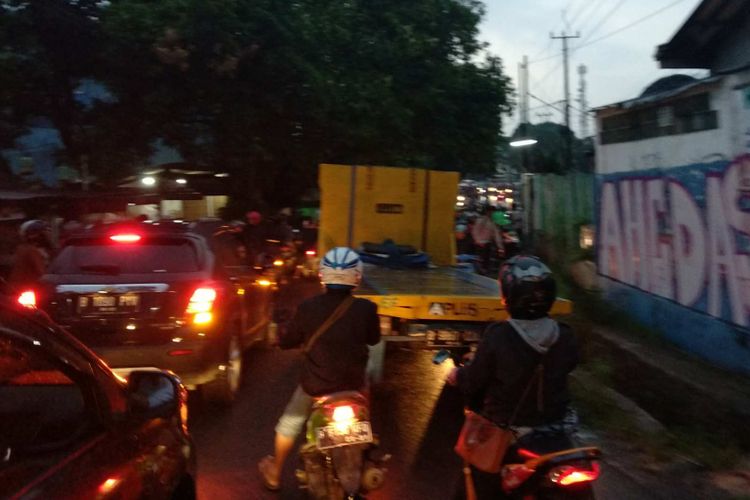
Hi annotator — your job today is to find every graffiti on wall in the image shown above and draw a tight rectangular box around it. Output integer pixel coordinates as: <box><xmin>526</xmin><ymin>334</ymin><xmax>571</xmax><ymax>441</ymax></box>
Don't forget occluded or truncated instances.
<box><xmin>597</xmin><ymin>155</ymin><xmax>750</xmax><ymax>327</ymax></box>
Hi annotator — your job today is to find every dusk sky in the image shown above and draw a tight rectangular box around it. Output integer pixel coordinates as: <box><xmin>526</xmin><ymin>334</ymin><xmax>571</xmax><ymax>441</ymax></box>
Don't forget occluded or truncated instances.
<box><xmin>478</xmin><ymin>0</ymin><xmax>704</xmax><ymax>136</ymax></box>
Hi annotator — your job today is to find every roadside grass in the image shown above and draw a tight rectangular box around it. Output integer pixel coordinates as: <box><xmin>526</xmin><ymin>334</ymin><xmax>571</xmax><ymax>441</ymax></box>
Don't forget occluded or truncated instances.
<box><xmin>550</xmin><ymin>260</ymin><xmax>745</xmax><ymax>469</ymax></box>
<box><xmin>570</xmin><ymin>365</ymin><xmax>744</xmax><ymax>469</ymax></box>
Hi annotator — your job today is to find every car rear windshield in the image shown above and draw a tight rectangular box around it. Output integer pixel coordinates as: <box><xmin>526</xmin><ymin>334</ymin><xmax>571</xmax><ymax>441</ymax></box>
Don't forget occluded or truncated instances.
<box><xmin>50</xmin><ymin>238</ymin><xmax>201</xmax><ymax>275</ymax></box>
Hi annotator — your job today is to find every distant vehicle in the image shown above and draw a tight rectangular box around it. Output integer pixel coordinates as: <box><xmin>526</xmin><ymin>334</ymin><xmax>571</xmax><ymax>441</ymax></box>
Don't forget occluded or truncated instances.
<box><xmin>0</xmin><ymin>299</ymin><xmax>196</xmax><ymax>499</ymax></box>
<box><xmin>25</xmin><ymin>221</ymin><xmax>274</xmax><ymax>405</ymax></box>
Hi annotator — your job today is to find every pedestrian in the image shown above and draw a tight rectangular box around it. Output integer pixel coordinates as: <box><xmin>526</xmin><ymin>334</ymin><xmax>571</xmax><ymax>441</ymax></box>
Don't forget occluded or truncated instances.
<box><xmin>9</xmin><ymin>220</ymin><xmax>52</xmax><ymax>291</ymax></box>
<box><xmin>446</xmin><ymin>255</ymin><xmax>579</xmax><ymax>499</ymax></box>
<box><xmin>471</xmin><ymin>206</ymin><xmax>504</xmax><ymax>273</ymax></box>
<box><xmin>258</xmin><ymin>247</ymin><xmax>381</xmax><ymax>491</ymax></box>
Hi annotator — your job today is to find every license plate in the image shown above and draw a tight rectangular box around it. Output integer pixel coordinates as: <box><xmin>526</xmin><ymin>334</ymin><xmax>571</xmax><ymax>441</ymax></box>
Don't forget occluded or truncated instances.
<box><xmin>316</xmin><ymin>421</ymin><xmax>373</xmax><ymax>450</ymax></box>
<box><xmin>78</xmin><ymin>294</ymin><xmax>140</xmax><ymax>314</ymax></box>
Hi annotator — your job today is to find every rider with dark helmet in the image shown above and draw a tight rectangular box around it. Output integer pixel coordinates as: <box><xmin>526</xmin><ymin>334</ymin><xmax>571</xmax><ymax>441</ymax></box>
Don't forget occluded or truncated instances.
<box><xmin>8</xmin><ymin>220</ymin><xmax>53</xmax><ymax>290</ymax></box>
<box><xmin>447</xmin><ymin>255</ymin><xmax>579</xmax><ymax>498</ymax></box>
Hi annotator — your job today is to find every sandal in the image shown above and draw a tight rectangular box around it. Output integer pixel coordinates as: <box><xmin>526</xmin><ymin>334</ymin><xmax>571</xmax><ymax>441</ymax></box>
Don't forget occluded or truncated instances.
<box><xmin>258</xmin><ymin>455</ymin><xmax>280</xmax><ymax>491</ymax></box>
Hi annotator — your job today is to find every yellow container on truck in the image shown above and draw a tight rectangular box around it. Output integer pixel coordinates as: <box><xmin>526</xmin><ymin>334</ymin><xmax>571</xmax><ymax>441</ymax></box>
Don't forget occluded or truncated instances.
<box><xmin>317</xmin><ymin>163</ymin><xmax>571</xmax><ymax>328</ymax></box>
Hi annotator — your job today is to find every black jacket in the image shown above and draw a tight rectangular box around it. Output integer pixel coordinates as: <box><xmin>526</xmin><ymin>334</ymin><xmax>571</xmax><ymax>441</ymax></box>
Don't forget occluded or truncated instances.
<box><xmin>280</xmin><ymin>289</ymin><xmax>381</xmax><ymax>396</ymax></box>
<box><xmin>457</xmin><ymin>321</ymin><xmax>578</xmax><ymax>427</ymax></box>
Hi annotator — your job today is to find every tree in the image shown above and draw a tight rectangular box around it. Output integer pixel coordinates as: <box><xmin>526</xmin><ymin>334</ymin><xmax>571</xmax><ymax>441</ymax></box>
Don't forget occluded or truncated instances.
<box><xmin>99</xmin><ymin>0</ymin><xmax>513</xmax><ymax>206</ymax></box>
<box><xmin>2</xmin><ymin>1</ymin><xmax>514</xmax><ymax>202</ymax></box>
<box><xmin>507</xmin><ymin>122</ymin><xmax>589</xmax><ymax>175</ymax></box>
<box><xmin>0</xmin><ymin>0</ymin><xmax>153</xmax><ymax>185</ymax></box>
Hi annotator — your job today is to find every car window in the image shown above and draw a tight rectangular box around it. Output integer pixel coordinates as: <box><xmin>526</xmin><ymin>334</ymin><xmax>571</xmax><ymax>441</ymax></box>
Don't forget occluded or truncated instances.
<box><xmin>50</xmin><ymin>238</ymin><xmax>201</xmax><ymax>274</ymax></box>
<box><xmin>0</xmin><ymin>335</ymin><xmax>92</xmax><ymax>454</ymax></box>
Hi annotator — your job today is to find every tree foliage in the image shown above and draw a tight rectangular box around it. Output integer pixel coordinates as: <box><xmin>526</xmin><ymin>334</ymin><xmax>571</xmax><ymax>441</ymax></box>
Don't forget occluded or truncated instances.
<box><xmin>2</xmin><ymin>0</ymin><xmax>513</xmax><ymax>205</ymax></box>
<box><xmin>507</xmin><ymin>122</ymin><xmax>592</xmax><ymax>175</ymax></box>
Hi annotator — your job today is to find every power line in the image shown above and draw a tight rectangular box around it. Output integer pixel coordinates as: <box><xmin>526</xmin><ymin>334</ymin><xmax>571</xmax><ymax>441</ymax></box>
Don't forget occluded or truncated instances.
<box><xmin>579</xmin><ymin>0</ymin><xmax>628</xmax><ymax>45</ymax></box>
<box><xmin>567</xmin><ymin>0</ymin><xmax>595</xmax><ymax>28</ymax></box>
<box><xmin>533</xmin><ymin>60</ymin><xmax>563</xmax><ymax>86</ymax></box>
<box><xmin>574</xmin><ymin>0</ymin><xmax>606</xmax><ymax>33</ymax></box>
<box><xmin>528</xmin><ymin>92</ymin><xmax>564</xmax><ymax>113</ymax></box>
<box><xmin>575</xmin><ymin>0</ymin><xmax>689</xmax><ymax>51</ymax></box>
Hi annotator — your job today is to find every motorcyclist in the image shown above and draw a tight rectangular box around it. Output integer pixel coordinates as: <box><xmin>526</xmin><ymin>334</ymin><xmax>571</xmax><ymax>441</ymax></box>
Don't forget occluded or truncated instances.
<box><xmin>447</xmin><ymin>255</ymin><xmax>579</xmax><ymax>498</ymax></box>
<box><xmin>471</xmin><ymin>206</ymin><xmax>504</xmax><ymax>274</ymax></box>
<box><xmin>258</xmin><ymin>247</ymin><xmax>381</xmax><ymax>491</ymax></box>
<box><xmin>8</xmin><ymin>220</ymin><xmax>52</xmax><ymax>290</ymax></box>
<box><xmin>241</xmin><ymin>210</ymin><xmax>267</xmax><ymax>266</ymax></box>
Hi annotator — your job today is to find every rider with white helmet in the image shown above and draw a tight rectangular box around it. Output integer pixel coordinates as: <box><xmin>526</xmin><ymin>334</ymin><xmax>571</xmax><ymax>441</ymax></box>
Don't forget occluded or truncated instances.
<box><xmin>319</xmin><ymin>246</ymin><xmax>363</xmax><ymax>288</ymax></box>
<box><xmin>260</xmin><ymin>247</ymin><xmax>380</xmax><ymax>491</ymax></box>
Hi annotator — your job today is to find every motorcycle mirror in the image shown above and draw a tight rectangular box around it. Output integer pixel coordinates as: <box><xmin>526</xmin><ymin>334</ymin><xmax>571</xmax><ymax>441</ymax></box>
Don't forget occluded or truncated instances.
<box><xmin>432</xmin><ymin>349</ymin><xmax>451</xmax><ymax>365</ymax></box>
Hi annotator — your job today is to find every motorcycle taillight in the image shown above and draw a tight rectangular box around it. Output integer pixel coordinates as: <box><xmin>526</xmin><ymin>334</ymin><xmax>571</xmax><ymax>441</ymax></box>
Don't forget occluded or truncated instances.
<box><xmin>548</xmin><ymin>462</ymin><xmax>600</xmax><ymax>486</ymax></box>
<box><xmin>17</xmin><ymin>290</ymin><xmax>37</xmax><ymax>308</ymax></box>
<box><xmin>332</xmin><ymin>405</ymin><xmax>355</xmax><ymax>423</ymax></box>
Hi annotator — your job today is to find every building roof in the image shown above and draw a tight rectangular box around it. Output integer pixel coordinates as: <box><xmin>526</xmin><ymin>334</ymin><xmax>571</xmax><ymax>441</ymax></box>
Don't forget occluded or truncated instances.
<box><xmin>656</xmin><ymin>0</ymin><xmax>750</xmax><ymax>69</ymax></box>
<box><xmin>593</xmin><ymin>75</ymin><xmax>721</xmax><ymax>116</ymax></box>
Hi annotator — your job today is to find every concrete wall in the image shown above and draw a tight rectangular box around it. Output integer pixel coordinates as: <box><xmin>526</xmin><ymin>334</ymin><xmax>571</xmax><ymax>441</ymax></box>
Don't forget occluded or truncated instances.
<box><xmin>594</xmin><ymin>71</ymin><xmax>750</xmax><ymax>373</ymax></box>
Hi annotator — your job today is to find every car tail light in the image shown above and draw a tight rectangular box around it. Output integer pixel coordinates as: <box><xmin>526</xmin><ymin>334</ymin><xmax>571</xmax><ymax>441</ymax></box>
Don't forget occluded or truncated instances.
<box><xmin>305</xmin><ymin>250</ymin><xmax>316</xmax><ymax>256</ymax></box>
<box><xmin>17</xmin><ymin>290</ymin><xmax>37</xmax><ymax>308</ymax></box>
<box><xmin>186</xmin><ymin>287</ymin><xmax>217</xmax><ymax>325</ymax></box>
<box><xmin>110</xmin><ymin>233</ymin><xmax>142</xmax><ymax>243</ymax></box>
<box><xmin>548</xmin><ymin>462</ymin><xmax>600</xmax><ymax>486</ymax></box>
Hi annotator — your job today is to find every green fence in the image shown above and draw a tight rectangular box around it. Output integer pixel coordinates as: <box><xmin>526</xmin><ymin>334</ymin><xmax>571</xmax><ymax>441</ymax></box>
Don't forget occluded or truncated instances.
<box><xmin>524</xmin><ymin>173</ymin><xmax>594</xmax><ymax>259</ymax></box>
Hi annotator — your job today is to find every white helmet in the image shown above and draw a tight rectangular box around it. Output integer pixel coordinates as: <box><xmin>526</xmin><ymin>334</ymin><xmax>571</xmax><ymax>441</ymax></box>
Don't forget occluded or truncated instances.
<box><xmin>320</xmin><ymin>247</ymin><xmax>363</xmax><ymax>289</ymax></box>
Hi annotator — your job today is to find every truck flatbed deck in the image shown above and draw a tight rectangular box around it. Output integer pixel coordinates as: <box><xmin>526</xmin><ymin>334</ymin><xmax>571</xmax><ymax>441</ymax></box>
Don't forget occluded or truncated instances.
<box><xmin>355</xmin><ymin>264</ymin><xmax>572</xmax><ymax>323</ymax></box>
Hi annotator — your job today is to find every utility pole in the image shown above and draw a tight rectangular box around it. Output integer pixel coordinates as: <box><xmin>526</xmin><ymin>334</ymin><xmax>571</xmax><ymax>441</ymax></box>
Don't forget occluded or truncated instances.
<box><xmin>518</xmin><ymin>55</ymin><xmax>530</xmax><ymax>126</ymax></box>
<box><xmin>551</xmin><ymin>31</ymin><xmax>580</xmax><ymax>169</ymax></box>
<box><xmin>578</xmin><ymin>64</ymin><xmax>589</xmax><ymax>138</ymax></box>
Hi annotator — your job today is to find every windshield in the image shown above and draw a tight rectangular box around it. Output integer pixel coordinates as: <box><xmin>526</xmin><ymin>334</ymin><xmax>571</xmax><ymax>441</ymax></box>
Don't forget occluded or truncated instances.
<box><xmin>50</xmin><ymin>239</ymin><xmax>201</xmax><ymax>275</ymax></box>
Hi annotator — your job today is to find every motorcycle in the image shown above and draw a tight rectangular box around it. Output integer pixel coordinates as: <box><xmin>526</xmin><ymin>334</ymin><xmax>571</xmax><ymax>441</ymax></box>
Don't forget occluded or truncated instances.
<box><xmin>433</xmin><ymin>349</ymin><xmax>601</xmax><ymax>499</ymax></box>
<box><xmin>296</xmin><ymin>391</ymin><xmax>389</xmax><ymax>499</ymax></box>
<box><xmin>292</xmin><ymin>228</ymin><xmax>320</xmax><ymax>279</ymax></box>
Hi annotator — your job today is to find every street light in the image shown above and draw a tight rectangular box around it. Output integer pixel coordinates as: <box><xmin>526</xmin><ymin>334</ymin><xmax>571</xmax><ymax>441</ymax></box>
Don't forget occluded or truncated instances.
<box><xmin>141</xmin><ymin>176</ymin><xmax>156</xmax><ymax>186</ymax></box>
<box><xmin>509</xmin><ymin>138</ymin><xmax>538</xmax><ymax>148</ymax></box>
<box><xmin>176</xmin><ymin>178</ymin><xmax>187</xmax><ymax>185</ymax></box>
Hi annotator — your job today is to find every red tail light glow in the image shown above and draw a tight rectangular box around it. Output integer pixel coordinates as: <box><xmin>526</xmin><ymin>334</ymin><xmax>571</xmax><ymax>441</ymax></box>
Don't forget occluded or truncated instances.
<box><xmin>187</xmin><ymin>287</ymin><xmax>217</xmax><ymax>325</ymax></box>
<box><xmin>110</xmin><ymin>233</ymin><xmax>142</xmax><ymax>243</ymax></box>
<box><xmin>18</xmin><ymin>290</ymin><xmax>37</xmax><ymax>308</ymax></box>
<box><xmin>548</xmin><ymin>462</ymin><xmax>600</xmax><ymax>486</ymax></box>
<box><xmin>305</xmin><ymin>250</ymin><xmax>317</xmax><ymax>256</ymax></box>
<box><xmin>517</xmin><ymin>448</ymin><xmax>540</xmax><ymax>460</ymax></box>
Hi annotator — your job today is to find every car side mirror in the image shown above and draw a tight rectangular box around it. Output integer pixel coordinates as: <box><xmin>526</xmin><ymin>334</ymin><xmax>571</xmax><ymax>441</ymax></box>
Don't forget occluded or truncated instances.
<box><xmin>127</xmin><ymin>370</ymin><xmax>181</xmax><ymax>420</ymax></box>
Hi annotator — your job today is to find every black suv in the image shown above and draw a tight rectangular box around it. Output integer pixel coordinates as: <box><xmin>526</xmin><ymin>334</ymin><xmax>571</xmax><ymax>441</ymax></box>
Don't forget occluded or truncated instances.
<box><xmin>0</xmin><ymin>300</ymin><xmax>195</xmax><ymax>499</ymax></box>
<box><xmin>32</xmin><ymin>221</ymin><xmax>273</xmax><ymax>405</ymax></box>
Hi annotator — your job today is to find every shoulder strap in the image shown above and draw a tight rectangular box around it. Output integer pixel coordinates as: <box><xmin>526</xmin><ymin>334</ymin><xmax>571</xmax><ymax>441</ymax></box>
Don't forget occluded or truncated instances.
<box><xmin>506</xmin><ymin>359</ymin><xmax>545</xmax><ymax>427</ymax></box>
<box><xmin>302</xmin><ymin>295</ymin><xmax>355</xmax><ymax>354</ymax></box>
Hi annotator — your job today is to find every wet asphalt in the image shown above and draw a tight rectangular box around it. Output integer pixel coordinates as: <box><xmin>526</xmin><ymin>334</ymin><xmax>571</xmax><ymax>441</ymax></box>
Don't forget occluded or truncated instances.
<box><xmin>188</xmin><ymin>280</ymin><xmax>654</xmax><ymax>499</ymax></box>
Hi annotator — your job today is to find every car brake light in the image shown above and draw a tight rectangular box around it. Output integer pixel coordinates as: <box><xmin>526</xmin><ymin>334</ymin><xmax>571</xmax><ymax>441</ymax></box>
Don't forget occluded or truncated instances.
<box><xmin>110</xmin><ymin>233</ymin><xmax>142</xmax><ymax>243</ymax></box>
<box><xmin>548</xmin><ymin>462</ymin><xmax>600</xmax><ymax>486</ymax></box>
<box><xmin>18</xmin><ymin>290</ymin><xmax>37</xmax><ymax>308</ymax></box>
<box><xmin>305</xmin><ymin>250</ymin><xmax>316</xmax><ymax>256</ymax></box>
<box><xmin>187</xmin><ymin>287</ymin><xmax>217</xmax><ymax>325</ymax></box>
